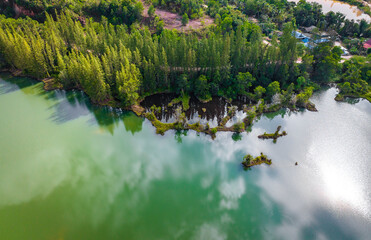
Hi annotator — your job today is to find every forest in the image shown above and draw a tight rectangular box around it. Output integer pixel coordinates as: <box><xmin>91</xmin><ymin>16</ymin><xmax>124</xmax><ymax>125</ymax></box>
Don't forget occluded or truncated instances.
<box><xmin>0</xmin><ymin>0</ymin><xmax>370</xmax><ymax>110</ymax></box>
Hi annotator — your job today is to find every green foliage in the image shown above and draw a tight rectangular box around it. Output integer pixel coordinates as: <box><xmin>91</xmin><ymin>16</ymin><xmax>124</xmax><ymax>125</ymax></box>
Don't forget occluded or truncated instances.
<box><xmin>337</xmin><ymin>56</ymin><xmax>371</xmax><ymax>101</ymax></box>
<box><xmin>232</xmin><ymin>132</ymin><xmax>242</xmax><ymax>141</ymax></box>
<box><xmin>296</xmin><ymin>87</ymin><xmax>314</xmax><ymax>106</ymax></box>
<box><xmin>156</xmin><ymin>19</ymin><xmax>165</xmax><ymax>32</ymax></box>
<box><xmin>155</xmin><ymin>0</ymin><xmax>204</xmax><ymax>19</ymax></box>
<box><xmin>145</xmin><ymin>112</ymin><xmax>178</xmax><ymax>135</ymax></box>
<box><xmin>150</xmin><ymin>105</ymin><xmax>162</xmax><ymax>113</ymax></box>
<box><xmin>60</xmin><ymin>52</ymin><xmax>111</xmax><ymax>102</ymax></box>
<box><xmin>244</xmin><ymin>108</ymin><xmax>256</xmax><ymax>126</ymax></box>
<box><xmin>211</xmin><ymin>128</ymin><xmax>217</xmax><ymax>135</ymax></box>
<box><xmin>242</xmin><ymin>153</ymin><xmax>272</xmax><ymax>168</ymax></box>
<box><xmin>175</xmin><ymin>74</ymin><xmax>189</xmax><ymax>94</ymax></box>
<box><xmin>233</xmin><ymin>121</ymin><xmax>245</xmax><ymax>133</ymax></box>
<box><xmin>148</xmin><ymin>5</ymin><xmax>155</xmax><ymax>17</ymax></box>
<box><xmin>257</xmin><ymin>99</ymin><xmax>266</xmax><ymax>113</ymax></box>
<box><xmin>195</xmin><ymin>75</ymin><xmax>210</xmax><ymax>100</ymax></box>
<box><xmin>296</xmin><ymin>76</ymin><xmax>306</xmax><ymax>90</ymax></box>
<box><xmin>116</xmin><ymin>62</ymin><xmax>141</xmax><ymax>105</ymax></box>
<box><xmin>312</xmin><ymin>43</ymin><xmax>341</xmax><ymax>82</ymax></box>
<box><xmin>258</xmin><ymin>125</ymin><xmax>287</xmax><ymax>143</ymax></box>
<box><xmin>235</xmin><ymin>72</ymin><xmax>255</xmax><ymax>96</ymax></box>
<box><xmin>266</xmin><ymin>81</ymin><xmax>280</xmax><ymax>100</ymax></box>
<box><xmin>168</xmin><ymin>93</ymin><xmax>190</xmax><ymax>111</ymax></box>
<box><xmin>189</xmin><ymin>121</ymin><xmax>203</xmax><ymax>132</ymax></box>
<box><xmin>2</xmin><ymin>0</ymin><xmax>144</xmax><ymax>25</ymax></box>
<box><xmin>341</xmin><ymin>82</ymin><xmax>352</xmax><ymax>93</ymax></box>
<box><xmin>243</xmin><ymin>154</ymin><xmax>253</xmax><ymax>165</ymax></box>
<box><xmin>1</xmin><ymin>1</ymin><xmax>370</xmax><ymax>112</ymax></box>
<box><xmin>182</xmin><ymin>13</ymin><xmax>189</xmax><ymax>26</ymax></box>
<box><xmin>254</xmin><ymin>86</ymin><xmax>266</xmax><ymax>100</ymax></box>
<box><xmin>181</xmin><ymin>94</ymin><xmax>190</xmax><ymax>111</ymax></box>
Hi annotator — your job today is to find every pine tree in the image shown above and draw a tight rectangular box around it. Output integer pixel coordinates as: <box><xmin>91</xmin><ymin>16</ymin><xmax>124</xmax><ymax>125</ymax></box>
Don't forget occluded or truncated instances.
<box><xmin>116</xmin><ymin>61</ymin><xmax>141</xmax><ymax>105</ymax></box>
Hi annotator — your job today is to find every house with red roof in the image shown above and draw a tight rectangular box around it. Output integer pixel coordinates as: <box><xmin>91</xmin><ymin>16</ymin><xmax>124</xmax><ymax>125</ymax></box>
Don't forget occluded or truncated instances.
<box><xmin>363</xmin><ymin>39</ymin><xmax>371</xmax><ymax>49</ymax></box>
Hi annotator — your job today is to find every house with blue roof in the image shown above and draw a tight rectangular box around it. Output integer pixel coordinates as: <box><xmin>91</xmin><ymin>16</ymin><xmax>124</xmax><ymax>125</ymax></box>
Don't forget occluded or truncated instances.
<box><xmin>292</xmin><ymin>31</ymin><xmax>311</xmax><ymax>44</ymax></box>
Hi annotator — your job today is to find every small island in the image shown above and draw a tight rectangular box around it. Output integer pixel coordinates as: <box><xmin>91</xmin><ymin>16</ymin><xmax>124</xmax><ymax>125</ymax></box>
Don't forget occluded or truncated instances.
<box><xmin>241</xmin><ymin>153</ymin><xmax>272</xmax><ymax>169</ymax></box>
<box><xmin>258</xmin><ymin>126</ymin><xmax>287</xmax><ymax>143</ymax></box>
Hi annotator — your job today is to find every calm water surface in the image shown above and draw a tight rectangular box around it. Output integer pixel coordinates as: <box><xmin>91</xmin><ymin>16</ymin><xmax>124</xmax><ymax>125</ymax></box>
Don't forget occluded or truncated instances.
<box><xmin>290</xmin><ymin>0</ymin><xmax>371</xmax><ymax>21</ymax></box>
<box><xmin>0</xmin><ymin>74</ymin><xmax>370</xmax><ymax>240</ymax></box>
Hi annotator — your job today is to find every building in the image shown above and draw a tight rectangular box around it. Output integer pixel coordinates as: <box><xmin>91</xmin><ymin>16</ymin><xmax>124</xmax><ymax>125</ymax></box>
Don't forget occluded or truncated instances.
<box><xmin>340</xmin><ymin>46</ymin><xmax>349</xmax><ymax>55</ymax></box>
<box><xmin>293</xmin><ymin>31</ymin><xmax>312</xmax><ymax>48</ymax></box>
<box><xmin>293</xmin><ymin>31</ymin><xmax>307</xmax><ymax>39</ymax></box>
<box><xmin>363</xmin><ymin>39</ymin><xmax>371</xmax><ymax>49</ymax></box>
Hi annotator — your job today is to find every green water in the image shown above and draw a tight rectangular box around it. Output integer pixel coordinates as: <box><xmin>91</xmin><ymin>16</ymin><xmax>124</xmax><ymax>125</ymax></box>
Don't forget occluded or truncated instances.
<box><xmin>0</xmin><ymin>74</ymin><xmax>370</xmax><ymax>240</ymax></box>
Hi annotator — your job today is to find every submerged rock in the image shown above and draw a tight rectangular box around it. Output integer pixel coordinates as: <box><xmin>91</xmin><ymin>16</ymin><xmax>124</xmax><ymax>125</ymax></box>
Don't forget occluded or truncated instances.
<box><xmin>305</xmin><ymin>102</ymin><xmax>318</xmax><ymax>112</ymax></box>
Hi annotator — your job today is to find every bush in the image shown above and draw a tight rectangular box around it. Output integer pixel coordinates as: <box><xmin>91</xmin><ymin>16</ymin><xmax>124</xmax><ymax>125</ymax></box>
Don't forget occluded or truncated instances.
<box><xmin>211</xmin><ymin>128</ymin><xmax>217</xmax><ymax>135</ymax></box>
<box><xmin>254</xmin><ymin>86</ymin><xmax>266</xmax><ymax>100</ymax></box>
<box><xmin>350</xmin><ymin>47</ymin><xmax>358</xmax><ymax>55</ymax></box>
<box><xmin>182</xmin><ymin>13</ymin><xmax>189</xmax><ymax>26</ymax></box>
<box><xmin>148</xmin><ymin>5</ymin><xmax>155</xmax><ymax>17</ymax></box>
<box><xmin>156</xmin><ymin>20</ymin><xmax>164</xmax><ymax>32</ymax></box>
<box><xmin>233</xmin><ymin>122</ymin><xmax>245</xmax><ymax>133</ymax></box>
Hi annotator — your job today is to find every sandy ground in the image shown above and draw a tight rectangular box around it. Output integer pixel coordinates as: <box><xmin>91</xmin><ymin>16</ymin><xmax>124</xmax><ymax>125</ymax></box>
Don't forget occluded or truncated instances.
<box><xmin>341</xmin><ymin>55</ymin><xmax>354</xmax><ymax>63</ymax></box>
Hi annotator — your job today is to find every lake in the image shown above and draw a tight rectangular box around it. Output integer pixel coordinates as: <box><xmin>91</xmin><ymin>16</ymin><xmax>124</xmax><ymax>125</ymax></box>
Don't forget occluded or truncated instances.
<box><xmin>289</xmin><ymin>0</ymin><xmax>371</xmax><ymax>22</ymax></box>
<box><xmin>0</xmin><ymin>73</ymin><xmax>370</xmax><ymax>240</ymax></box>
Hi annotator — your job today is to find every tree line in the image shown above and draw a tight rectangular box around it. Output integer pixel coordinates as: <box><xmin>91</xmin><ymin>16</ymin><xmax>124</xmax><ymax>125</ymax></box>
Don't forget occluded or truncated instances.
<box><xmin>0</xmin><ymin>0</ymin><xmax>144</xmax><ymax>26</ymax></box>
<box><xmin>0</xmin><ymin>6</ymin><xmax>369</xmax><ymax>106</ymax></box>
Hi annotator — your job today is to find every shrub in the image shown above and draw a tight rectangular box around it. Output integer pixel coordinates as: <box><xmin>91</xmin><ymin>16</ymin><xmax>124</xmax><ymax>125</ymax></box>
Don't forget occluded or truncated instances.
<box><xmin>182</xmin><ymin>13</ymin><xmax>189</xmax><ymax>26</ymax></box>
<box><xmin>233</xmin><ymin>121</ymin><xmax>245</xmax><ymax>133</ymax></box>
<box><xmin>211</xmin><ymin>128</ymin><xmax>218</xmax><ymax>134</ymax></box>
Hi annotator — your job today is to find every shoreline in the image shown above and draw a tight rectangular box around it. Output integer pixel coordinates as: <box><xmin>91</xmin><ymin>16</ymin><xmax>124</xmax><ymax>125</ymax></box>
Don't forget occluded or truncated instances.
<box><xmin>335</xmin><ymin>92</ymin><xmax>371</xmax><ymax>103</ymax></box>
<box><xmin>3</xmin><ymin>68</ymin><xmax>368</xmax><ymax>138</ymax></box>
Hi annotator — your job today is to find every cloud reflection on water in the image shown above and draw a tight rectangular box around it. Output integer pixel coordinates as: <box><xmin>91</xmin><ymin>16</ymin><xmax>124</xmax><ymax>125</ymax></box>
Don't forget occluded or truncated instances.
<box><xmin>253</xmin><ymin>88</ymin><xmax>371</xmax><ymax>240</ymax></box>
<box><xmin>0</xmin><ymin>79</ymin><xmax>370</xmax><ymax>240</ymax></box>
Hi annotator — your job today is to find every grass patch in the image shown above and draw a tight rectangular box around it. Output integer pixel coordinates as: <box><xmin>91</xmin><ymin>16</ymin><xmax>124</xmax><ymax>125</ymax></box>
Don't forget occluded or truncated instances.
<box><xmin>168</xmin><ymin>93</ymin><xmax>190</xmax><ymax>111</ymax></box>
